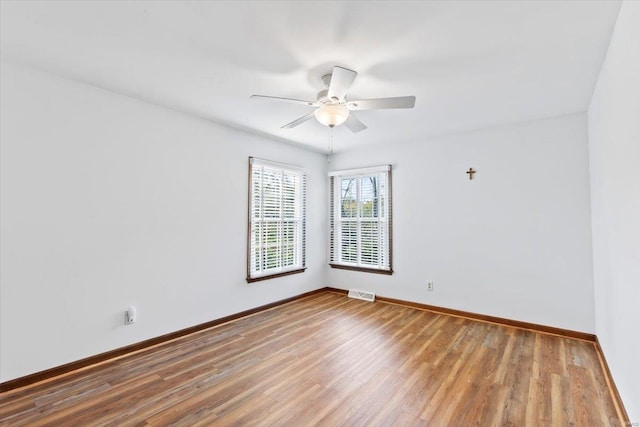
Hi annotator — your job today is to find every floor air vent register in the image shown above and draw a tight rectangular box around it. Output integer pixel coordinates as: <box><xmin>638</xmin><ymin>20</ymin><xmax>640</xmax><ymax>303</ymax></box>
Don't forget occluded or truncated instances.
<box><xmin>347</xmin><ymin>289</ymin><xmax>376</xmax><ymax>302</ymax></box>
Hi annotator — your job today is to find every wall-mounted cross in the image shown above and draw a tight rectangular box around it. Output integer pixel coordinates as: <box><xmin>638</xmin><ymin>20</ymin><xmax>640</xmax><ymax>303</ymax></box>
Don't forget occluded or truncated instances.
<box><xmin>466</xmin><ymin>168</ymin><xmax>476</xmax><ymax>180</ymax></box>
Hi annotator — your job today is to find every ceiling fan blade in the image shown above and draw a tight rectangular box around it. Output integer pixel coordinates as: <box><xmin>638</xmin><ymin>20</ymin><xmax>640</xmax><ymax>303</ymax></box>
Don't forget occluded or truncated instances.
<box><xmin>344</xmin><ymin>114</ymin><xmax>367</xmax><ymax>133</ymax></box>
<box><xmin>327</xmin><ymin>66</ymin><xmax>357</xmax><ymax>101</ymax></box>
<box><xmin>251</xmin><ymin>95</ymin><xmax>316</xmax><ymax>107</ymax></box>
<box><xmin>281</xmin><ymin>112</ymin><xmax>316</xmax><ymax>129</ymax></box>
<box><xmin>347</xmin><ymin>96</ymin><xmax>416</xmax><ymax>110</ymax></box>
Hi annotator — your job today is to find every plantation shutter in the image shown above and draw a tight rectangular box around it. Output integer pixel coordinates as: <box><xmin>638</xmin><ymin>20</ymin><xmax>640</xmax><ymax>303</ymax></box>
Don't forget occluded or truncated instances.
<box><xmin>329</xmin><ymin>165</ymin><xmax>392</xmax><ymax>274</ymax></box>
<box><xmin>248</xmin><ymin>157</ymin><xmax>306</xmax><ymax>282</ymax></box>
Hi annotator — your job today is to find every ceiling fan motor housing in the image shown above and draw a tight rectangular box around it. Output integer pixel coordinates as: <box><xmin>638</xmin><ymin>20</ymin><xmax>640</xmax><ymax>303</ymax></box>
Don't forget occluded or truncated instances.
<box><xmin>321</xmin><ymin>73</ymin><xmax>333</xmax><ymax>88</ymax></box>
<box><xmin>316</xmin><ymin>89</ymin><xmax>331</xmax><ymax>104</ymax></box>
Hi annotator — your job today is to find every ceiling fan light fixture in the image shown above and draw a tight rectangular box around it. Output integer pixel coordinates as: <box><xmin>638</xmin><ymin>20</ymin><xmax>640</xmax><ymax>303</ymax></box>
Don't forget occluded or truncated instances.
<box><xmin>314</xmin><ymin>104</ymin><xmax>349</xmax><ymax>128</ymax></box>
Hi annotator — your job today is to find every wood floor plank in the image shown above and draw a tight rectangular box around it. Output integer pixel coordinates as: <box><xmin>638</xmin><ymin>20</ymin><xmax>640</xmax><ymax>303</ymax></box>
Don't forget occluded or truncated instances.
<box><xmin>0</xmin><ymin>291</ymin><xmax>622</xmax><ymax>426</ymax></box>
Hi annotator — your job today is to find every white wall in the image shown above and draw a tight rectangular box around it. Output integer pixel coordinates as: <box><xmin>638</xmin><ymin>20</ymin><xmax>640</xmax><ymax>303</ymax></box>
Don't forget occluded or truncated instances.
<box><xmin>0</xmin><ymin>62</ymin><xmax>327</xmax><ymax>382</ymax></box>
<box><xmin>588</xmin><ymin>1</ymin><xmax>640</xmax><ymax>421</ymax></box>
<box><xmin>328</xmin><ymin>114</ymin><xmax>595</xmax><ymax>333</ymax></box>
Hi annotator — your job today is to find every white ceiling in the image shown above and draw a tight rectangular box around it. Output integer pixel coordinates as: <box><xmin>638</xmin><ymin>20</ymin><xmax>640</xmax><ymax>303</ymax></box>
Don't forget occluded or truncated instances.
<box><xmin>1</xmin><ymin>1</ymin><xmax>622</xmax><ymax>153</ymax></box>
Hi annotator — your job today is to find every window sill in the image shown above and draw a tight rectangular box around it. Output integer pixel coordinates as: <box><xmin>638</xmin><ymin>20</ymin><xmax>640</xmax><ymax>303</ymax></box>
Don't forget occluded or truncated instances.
<box><xmin>246</xmin><ymin>268</ymin><xmax>306</xmax><ymax>283</ymax></box>
<box><xmin>329</xmin><ymin>264</ymin><xmax>393</xmax><ymax>275</ymax></box>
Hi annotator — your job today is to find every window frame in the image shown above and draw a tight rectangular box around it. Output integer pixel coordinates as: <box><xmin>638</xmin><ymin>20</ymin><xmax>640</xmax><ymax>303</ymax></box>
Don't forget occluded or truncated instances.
<box><xmin>247</xmin><ymin>157</ymin><xmax>307</xmax><ymax>283</ymax></box>
<box><xmin>329</xmin><ymin>165</ymin><xmax>393</xmax><ymax>275</ymax></box>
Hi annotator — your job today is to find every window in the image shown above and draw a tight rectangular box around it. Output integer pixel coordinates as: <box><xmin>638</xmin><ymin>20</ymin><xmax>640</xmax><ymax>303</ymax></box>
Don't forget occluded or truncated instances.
<box><xmin>247</xmin><ymin>157</ymin><xmax>306</xmax><ymax>282</ymax></box>
<box><xmin>329</xmin><ymin>165</ymin><xmax>392</xmax><ymax>274</ymax></box>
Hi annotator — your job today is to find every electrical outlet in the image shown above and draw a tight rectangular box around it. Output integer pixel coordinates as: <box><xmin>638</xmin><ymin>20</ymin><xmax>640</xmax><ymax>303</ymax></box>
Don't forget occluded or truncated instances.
<box><xmin>125</xmin><ymin>306</ymin><xmax>136</xmax><ymax>325</ymax></box>
<box><xmin>427</xmin><ymin>282</ymin><xmax>434</xmax><ymax>292</ymax></box>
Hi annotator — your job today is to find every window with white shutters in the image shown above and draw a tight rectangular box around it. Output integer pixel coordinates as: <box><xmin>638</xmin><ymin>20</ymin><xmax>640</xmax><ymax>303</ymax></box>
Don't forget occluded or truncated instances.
<box><xmin>247</xmin><ymin>157</ymin><xmax>306</xmax><ymax>282</ymax></box>
<box><xmin>329</xmin><ymin>165</ymin><xmax>392</xmax><ymax>274</ymax></box>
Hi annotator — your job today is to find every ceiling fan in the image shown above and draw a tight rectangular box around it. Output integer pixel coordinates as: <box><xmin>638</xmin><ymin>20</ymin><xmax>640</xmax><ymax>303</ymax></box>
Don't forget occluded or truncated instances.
<box><xmin>250</xmin><ymin>66</ymin><xmax>416</xmax><ymax>133</ymax></box>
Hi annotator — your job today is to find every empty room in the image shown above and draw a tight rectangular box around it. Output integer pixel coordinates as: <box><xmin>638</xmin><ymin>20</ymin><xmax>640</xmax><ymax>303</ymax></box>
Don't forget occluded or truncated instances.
<box><xmin>0</xmin><ymin>1</ymin><xmax>638</xmax><ymax>425</ymax></box>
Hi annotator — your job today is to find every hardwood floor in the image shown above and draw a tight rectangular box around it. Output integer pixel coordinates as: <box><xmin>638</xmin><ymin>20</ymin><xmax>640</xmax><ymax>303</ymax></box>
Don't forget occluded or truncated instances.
<box><xmin>0</xmin><ymin>291</ymin><xmax>622</xmax><ymax>426</ymax></box>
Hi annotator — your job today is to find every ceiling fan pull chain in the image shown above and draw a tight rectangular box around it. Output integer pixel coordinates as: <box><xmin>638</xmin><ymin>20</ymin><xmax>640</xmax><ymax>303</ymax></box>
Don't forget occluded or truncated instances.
<box><xmin>329</xmin><ymin>127</ymin><xmax>334</xmax><ymax>155</ymax></box>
